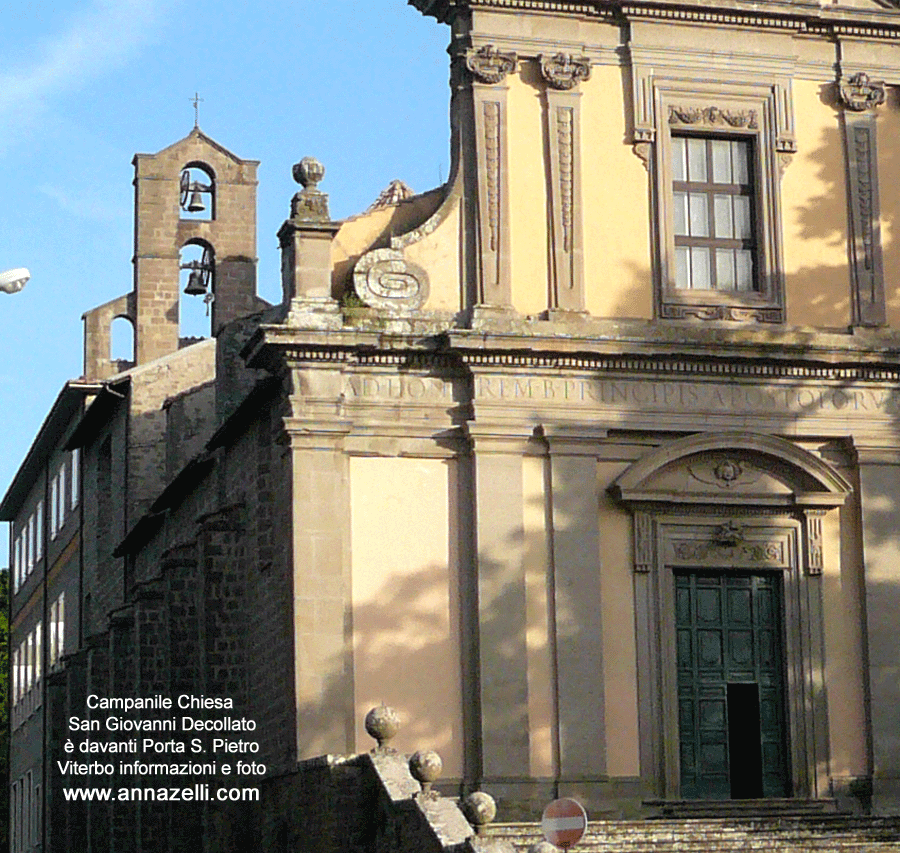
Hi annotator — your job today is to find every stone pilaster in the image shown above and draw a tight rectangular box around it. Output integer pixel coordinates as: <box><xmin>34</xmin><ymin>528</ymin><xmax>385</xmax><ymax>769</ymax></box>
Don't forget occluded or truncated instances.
<box><xmin>856</xmin><ymin>458</ymin><xmax>900</xmax><ymax>813</ymax></box>
<box><xmin>285</xmin><ymin>366</ymin><xmax>353</xmax><ymax>756</ymax></box>
<box><xmin>541</xmin><ymin>54</ymin><xmax>589</xmax><ymax>317</ymax></box>
<box><xmin>464</xmin><ymin>46</ymin><xmax>516</xmax><ymax>318</ymax></box>
<box><xmin>468</xmin><ymin>423</ymin><xmax>531</xmax><ymax>786</ymax></box>
<box><xmin>839</xmin><ymin>72</ymin><xmax>886</xmax><ymax>327</ymax></box>
<box><xmin>544</xmin><ymin>429</ymin><xmax>607</xmax><ymax>784</ymax></box>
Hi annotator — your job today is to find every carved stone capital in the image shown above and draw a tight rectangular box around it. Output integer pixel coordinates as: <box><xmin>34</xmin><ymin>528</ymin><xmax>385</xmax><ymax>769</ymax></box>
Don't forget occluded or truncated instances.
<box><xmin>839</xmin><ymin>73</ymin><xmax>886</xmax><ymax>112</ymax></box>
<box><xmin>466</xmin><ymin>45</ymin><xmax>517</xmax><ymax>85</ymax></box>
<box><xmin>539</xmin><ymin>53</ymin><xmax>591</xmax><ymax>90</ymax></box>
<box><xmin>668</xmin><ymin>105</ymin><xmax>758</xmax><ymax>130</ymax></box>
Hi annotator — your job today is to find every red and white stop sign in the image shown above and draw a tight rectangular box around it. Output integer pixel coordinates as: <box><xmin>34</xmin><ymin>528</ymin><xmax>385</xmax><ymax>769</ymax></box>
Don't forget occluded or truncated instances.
<box><xmin>541</xmin><ymin>798</ymin><xmax>588</xmax><ymax>850</ymax></box>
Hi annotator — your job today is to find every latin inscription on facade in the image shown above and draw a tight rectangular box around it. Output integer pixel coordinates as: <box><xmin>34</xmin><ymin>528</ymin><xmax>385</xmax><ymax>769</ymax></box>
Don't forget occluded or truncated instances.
<box><xmin>473</xmin><ymin>376</ymin><xmax>900</xmax><ymax>416</ymax></box>
<box><xmin>345</xmin><ymin>375</ymin><xmax>454</xmax><ymax>401</ymax></box>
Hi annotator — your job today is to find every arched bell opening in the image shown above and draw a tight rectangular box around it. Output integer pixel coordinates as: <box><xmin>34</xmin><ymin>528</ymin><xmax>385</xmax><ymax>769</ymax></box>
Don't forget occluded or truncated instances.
<box><xmin>178</xmin><ymin>240</ymin><xmax>215</xmax><ymax>343</ymax></box>
<box><xmin>109</xmin><ymin>315</ymin><xmax>135</xmax><ymax>370</ymax></box>
<box><xmin>179</xmin><ymin>162</ymin><xmax>215</xmax><ymax>221</ymax></box>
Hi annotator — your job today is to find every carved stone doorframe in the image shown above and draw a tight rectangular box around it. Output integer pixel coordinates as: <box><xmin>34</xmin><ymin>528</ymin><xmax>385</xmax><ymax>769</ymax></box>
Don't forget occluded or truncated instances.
<box><xmin>610</xmin><ymin>432</ymin><xmax>852</xmax><ymax>802</ymax></box>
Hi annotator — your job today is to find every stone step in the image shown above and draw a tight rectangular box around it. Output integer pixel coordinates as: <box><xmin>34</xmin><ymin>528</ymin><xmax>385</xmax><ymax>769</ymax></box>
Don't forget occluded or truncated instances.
<box><xmin>486</xmin><ymin>817</ymin><xmax>900</xmax><ymax>853</ymax></box>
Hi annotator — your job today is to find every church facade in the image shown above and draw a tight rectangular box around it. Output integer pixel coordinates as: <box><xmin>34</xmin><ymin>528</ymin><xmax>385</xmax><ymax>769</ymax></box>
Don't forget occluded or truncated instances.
<box><xmin>7</xmin><ymin>0</ymin><xmax>900</xmax><ymax>848</ymax></box>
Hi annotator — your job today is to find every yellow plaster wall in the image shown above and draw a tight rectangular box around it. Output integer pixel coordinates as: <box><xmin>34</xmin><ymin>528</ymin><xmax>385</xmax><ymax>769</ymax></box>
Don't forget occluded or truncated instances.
<box><xmin>597</xmin><ymin>461</ymin><xmax>641</xmax><ymax>777</ymax></box>
<box><xmin>349</xmin><ymin>457</ymin><xmax>463</xmax><ymax>774</ymax></box>
<box><xmin>879</xmin><ymin>88</ymin><xmax>900</xmax><ymax>328</ymax></box>
<box><xmin>402</xmin><ymin>200</ymin><xmax>462</xmax><ymax>313</ymax></box>
<box><xmin>582</xmin><ymin>68</ymin><xmax>653</xmax><ymax>320</ymax></box>
<box><xmin>507</xmin><ymin>66</ymin><xmax>551</xmax><ymax>315</ymax></box>
<box><xmin>522</xmin><ymin>455</ymin><xmax>556</xmax><ymax>777</ymax></box>
<box><xmin>782</xmin><ymin>80</ymin><xmax>850</xmax><ymax>328</ymax></box>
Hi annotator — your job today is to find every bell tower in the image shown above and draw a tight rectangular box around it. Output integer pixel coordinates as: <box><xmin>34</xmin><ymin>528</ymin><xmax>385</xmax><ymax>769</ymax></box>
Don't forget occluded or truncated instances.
<box><xmin>131</xmin><ymin>126</ymin><xmax>260</xmax><ymax>365</ymax></box>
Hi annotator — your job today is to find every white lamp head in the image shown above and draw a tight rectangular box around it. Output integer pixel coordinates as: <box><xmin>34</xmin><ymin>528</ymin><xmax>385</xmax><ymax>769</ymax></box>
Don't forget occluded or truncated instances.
<box><xmin>0</xmin><ymin>268</ymin><xmax>30</xmax><ymax>294</ymax></box>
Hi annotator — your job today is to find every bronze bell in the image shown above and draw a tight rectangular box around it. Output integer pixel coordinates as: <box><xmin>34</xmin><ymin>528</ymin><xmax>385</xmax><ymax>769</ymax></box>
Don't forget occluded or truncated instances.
<box><xmin>186</xmin><ymin>187</ymin><xmax>206</xmax><ymax>213</ymax></box>
<box><xmin>183</xmin><ymin>269</ymin><xmax>207</xmax><ymax>296</ymax></box>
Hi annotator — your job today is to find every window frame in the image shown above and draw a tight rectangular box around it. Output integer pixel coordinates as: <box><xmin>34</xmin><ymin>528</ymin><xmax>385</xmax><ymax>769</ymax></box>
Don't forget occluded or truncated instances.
<box><xmin>651</xmin><ymin>85</ymin><xmax>788</xmax><ymax>323</ymax></box>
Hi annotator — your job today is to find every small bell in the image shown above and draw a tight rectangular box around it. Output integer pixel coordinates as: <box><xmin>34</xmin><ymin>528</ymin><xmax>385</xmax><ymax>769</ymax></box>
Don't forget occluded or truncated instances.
<box><xmin>184</xmin><ymin>269</ymin><xmax>207</xmax><ymax>296</ymax></box>
<box><xmin>186</xmin><ymin>186</ymin><xmax>206</xmax><ymax>213</ymax></box>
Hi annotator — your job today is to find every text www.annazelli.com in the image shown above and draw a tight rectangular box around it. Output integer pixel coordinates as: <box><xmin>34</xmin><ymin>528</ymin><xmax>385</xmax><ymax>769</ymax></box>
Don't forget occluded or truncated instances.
<box><xmin>63</xmin><ymin>785</ymin><xmax>259</xmax><ymax>802</ymax></box>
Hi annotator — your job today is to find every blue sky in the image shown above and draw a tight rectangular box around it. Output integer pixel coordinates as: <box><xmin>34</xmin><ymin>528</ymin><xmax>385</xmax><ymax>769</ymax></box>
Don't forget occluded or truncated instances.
<box><xmin>0</xmin><ymin>0</ymin><xmax>451</xmax><ymax>559</ymax></box>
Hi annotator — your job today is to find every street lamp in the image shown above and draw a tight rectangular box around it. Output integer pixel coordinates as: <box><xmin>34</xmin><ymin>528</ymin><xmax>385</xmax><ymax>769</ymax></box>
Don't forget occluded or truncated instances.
<box><xmin>0</xmin><ymin>268</ymin><xmax>30</xmax><ymax>294</ymax></box>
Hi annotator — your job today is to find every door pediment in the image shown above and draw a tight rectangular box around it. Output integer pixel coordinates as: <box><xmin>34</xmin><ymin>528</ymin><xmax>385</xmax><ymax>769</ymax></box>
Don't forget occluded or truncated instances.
<box><xmin>610</xmin><ymin>432</ymin><xmax>851</xmax><ymax>510</ymax></box>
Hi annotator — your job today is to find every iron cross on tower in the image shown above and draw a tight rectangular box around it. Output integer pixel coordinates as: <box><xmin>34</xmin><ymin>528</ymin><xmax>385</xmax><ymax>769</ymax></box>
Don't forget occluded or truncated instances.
<box><xmin>191</xmin><ymin>92</ymin><xmax>204</xmax><ymax>128</ymax></box>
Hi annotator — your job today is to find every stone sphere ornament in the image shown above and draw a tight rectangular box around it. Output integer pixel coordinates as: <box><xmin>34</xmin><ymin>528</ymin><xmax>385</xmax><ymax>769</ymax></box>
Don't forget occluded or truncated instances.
<box><xmin>293</xmin><ymin>156</ymin><xmax>325</xmax><ymax>189</ymax></box>
<box><xmin>410</xmin><ymin>750</ymin><xmax>443</xmax><ymax>798</ymax></box>
<box><xmin>364</xmin><ymin>704</ymin><xmax>401</xmax><ymax>751</ymax></box>
<box><xmin>462</xmin><ymin>791</ymin><xmax>498</xmax><ymax>833</ymax></box>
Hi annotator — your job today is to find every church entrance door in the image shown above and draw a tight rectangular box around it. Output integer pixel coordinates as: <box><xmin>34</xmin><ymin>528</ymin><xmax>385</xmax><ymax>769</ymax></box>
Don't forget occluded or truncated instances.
<box><xmin>675</xmin><ymin>571</ymin><xmax>789</xmax><ymax>800</ymax></box>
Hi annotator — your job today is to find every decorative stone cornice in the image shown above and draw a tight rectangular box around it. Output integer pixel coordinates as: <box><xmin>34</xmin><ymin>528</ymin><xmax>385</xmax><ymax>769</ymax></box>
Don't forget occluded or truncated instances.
<box><xmin>466</xmin><ymin>45</ymin><xmax>518</xmax><ymax>84</ymax></box>
<box><xmin>839</xmin><ymin>72</ymin><xmax>886</xmax><ymax>112</ymax></box>
<box><xmin>539</xmin><ymin>53</ymin><xmax>591</xmax><ymax>90</ymax></box>
<box><xmin>410</xmin><ymin>0</ymin><xmax>900</xmax><ymax>40</ymax></box>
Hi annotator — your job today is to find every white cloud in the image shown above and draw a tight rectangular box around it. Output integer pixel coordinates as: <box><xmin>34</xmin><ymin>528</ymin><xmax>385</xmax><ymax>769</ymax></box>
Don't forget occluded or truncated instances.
<box><xmin>0</xmin><ymin>0</ymin><xmax>174</xmax><ymax>146</ymax></box>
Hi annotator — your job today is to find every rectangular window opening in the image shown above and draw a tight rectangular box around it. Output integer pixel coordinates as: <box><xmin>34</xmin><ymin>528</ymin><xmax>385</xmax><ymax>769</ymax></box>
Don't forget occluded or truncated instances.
<box><xmin>672</xmin><ymin>134</ymin><xmax>758</xmax><ymax>293</ymax></box>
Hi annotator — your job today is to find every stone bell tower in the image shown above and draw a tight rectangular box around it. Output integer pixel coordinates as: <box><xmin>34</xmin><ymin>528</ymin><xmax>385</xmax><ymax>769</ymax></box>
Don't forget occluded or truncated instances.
<box><xmin>131</xmin><ymin>126</ymin><xmax>261</xmax><ymax>365</ymax></box>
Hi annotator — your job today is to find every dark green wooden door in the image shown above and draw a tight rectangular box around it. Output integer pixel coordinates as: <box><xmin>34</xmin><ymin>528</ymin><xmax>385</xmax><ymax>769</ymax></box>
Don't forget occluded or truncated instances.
<box><xmin>676</xmin><ymin>572</ymin><xmax>789</xmax><ymax>800</ymax></box>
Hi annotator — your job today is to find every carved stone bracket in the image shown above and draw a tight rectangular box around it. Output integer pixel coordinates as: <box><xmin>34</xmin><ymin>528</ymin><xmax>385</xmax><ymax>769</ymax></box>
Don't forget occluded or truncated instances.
<box><xmin>540</xmin><ymin>53</ymin><xmax>591</xmax><ymax>90</ymax></box>
<box><xmin>353</xmin><ymin>248</ymin><xmax>430</xmax><ymax>314</ymax></box>
<box><xmin>466</xmin><ymin>45</ymin><xmax>518</xmax><ymax>85</ymax></box>
<box><xmin>634</xmin><ymin>512</ymin><xmax>654</xmax><ymax>573</ymax></box>
<box><xmin>804</xmin><ymin>511</ymin><xmax>825</xmax><ymax>576</ymax></box>
<box><xmin>839</xmin><ymin>73</ymin><xmax>886</xmax><ymax>112</ymax></box>
<box><xmin>669</xmin><ymin>105</ymin><xmax>758</xmax><ymax>129</ymax></box>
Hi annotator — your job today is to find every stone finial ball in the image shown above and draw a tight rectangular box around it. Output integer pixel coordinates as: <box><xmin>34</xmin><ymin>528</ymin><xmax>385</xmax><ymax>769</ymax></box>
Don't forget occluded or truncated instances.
<box><xmin>462</xmin><ymin>791</ymin><xmax>497</xmax><ymax>827</ymax></box>
<box><xmin>410</xmin><ymin>750</ymin><xmax>443</xmax><ymax>785</ymax></box>
<box><xmin>528</xmin><ymin>843</ymin><xmax>559</xmax><ymax>853</ymax></box>
<box><xmin>293</xmin><ymin>156</ymin><xmax>325</xmax><ymax>189</ymax></box>
<box><xmin>364</xmin><ymin>705</ymin><xmax>401</xmax><ymax>747</ymax></box>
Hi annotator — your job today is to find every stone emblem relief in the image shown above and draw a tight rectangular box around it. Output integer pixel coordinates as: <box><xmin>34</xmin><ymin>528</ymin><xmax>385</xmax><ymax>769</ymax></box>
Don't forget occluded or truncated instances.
<box><xmin>353</xmin><ymin>248</ymin><xmax>430</xmax><ymax>314</ymax></box>
<box><xmin>689</xmin><ymin>458</ymin><xmax>763</xmax><ymax>490</ymax></box>
<box><xmin>540</xmin><ymin>53</ymin><xmax>591</xmax><ymax>90</ymax></box>
<box><xmin>839</xmin><ymin>73</ymin><xmax>886</xmax><ymax>112</ymax></box>
<box><xmin>466</xmin><ymin>45</ymin><xmax>518</xmax><ymax>84</ymax></box>
<box><xmin>668</xmin><ymin>105</ymin><xmax>758</xmax><ymax>129</ymax></box>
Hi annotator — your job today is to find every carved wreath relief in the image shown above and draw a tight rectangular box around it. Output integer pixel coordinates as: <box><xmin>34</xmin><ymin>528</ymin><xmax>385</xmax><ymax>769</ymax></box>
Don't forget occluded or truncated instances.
<box><xmin>353</xmin><ymin>249</ymin><xmax>430</xmax><ymax>314</ymax></box>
